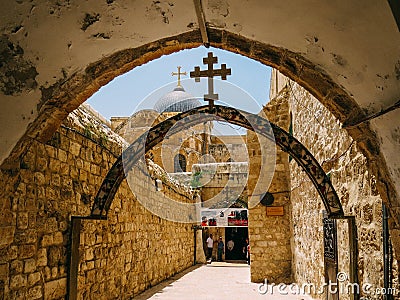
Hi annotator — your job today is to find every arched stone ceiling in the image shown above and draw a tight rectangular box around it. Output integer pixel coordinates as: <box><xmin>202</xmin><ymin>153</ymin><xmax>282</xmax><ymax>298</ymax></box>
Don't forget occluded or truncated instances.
<box><xmin>0</xmin><ymin>0</ymin><xmax>399</xmax><ymax>202</ymax></box>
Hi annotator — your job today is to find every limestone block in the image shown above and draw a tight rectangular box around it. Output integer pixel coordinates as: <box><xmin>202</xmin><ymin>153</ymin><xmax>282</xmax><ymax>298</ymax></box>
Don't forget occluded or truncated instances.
<box><xmin>17</xmin><ymin>212</ymin><xmax>29</xmax><ymax>230</ymax></box>
<box><xmin>58</xmin><ymin>149</ymin><xmax>67</xmax><ymax>162</ymax></box>
<box><xmin>58</xmin><ymin>221</ymin><xmax>68</xmax><ymax>232</ymax></box>
<box><xmin>49</xmin><ymin>158</ymin><xmax>61</xmax><ymax>173</ymax></box>
<box><xmin>44</xmin><ymin>278</ymin><xmax>67</xmax><ymax>299</ymax></box>
<box><xmin>51</xmin><ymin>267</ymin><xmax>58</xmax><ymax>279</ymax></box>
<box><xmin>85</xmin><ymin>248</ymin><xmax>94</xmax><ymax>261</ymax></box>
<box><xmin>35</xmin><ymin>157</ymin><xmax>48</xmax><ymax>172</ymax></box>
<box><xmin>10</xmin><ymin>260</ymin><xmax>23</xmax><ymax>275</ymax></box>
<box><xmin>18</xmin><ymin>244</ymin><xmax>36</xmax><ymax>259</ymax></box>
<box><xmin>23</xmin><ymin>258</ymin><xmax>36</xmax><ymax>273</ymax></box>
<box><xmin>28</xmin><ymin>212</ymin><xmax>36</xmax><ymax>228</ymax></box>
<box><xmin>28</xmin><ymin>272</ymin><xmax>41</xmax><ymax>286</ymax></box>
<box><xmin>27</xmin><ymin>285</ymin><xmax>42</xmax><ymax>299</ymax></box>
<box><xmin>0</xmin><ymin>211</ymin><xmax>16</xmax><ymax>228</ymax></box>
<box><xmin>41</xmin><ymin>234</ymin><xmax>53</xmax><ymax>247</ymax></box>
<box><xmin>0</xmin><ymin>227</ymin><xmax>15</xmax><ymax>247</ymax></box>
<box><xmin>53</xmin><ymin>232</ymin><xmax>64</xmax><ymax>245</ymax></box>
<box><xmin>37</xmin><ymin>248</ymin><xmax>47</xmax><ymax>267</ymax></box>
<box><xmin>70</xmin><ymin>141</ymin><xmax>81</xmax><ymax>156</ymax></box>
<box><xmin>60</xmin><ymin>162</ymin><xmax>69</xmax><ymax>176</ymax></box>
<box><xmin>57</xmin><ymin>265</ymin><xmax>64</xmax><ymax>277</ymax></box>
<box><xmin>0</xmin><ymin>263</ymin><xmax>8</xmax><ymax>278</ymax></box>
<box><xmin>47</xmin><ymin>246</ymin><xmax>62</xmax><ymax>267</ymax></box>
<box><xmin>10</xmin><ymin>274</ymin><xmax>27</xmax><ymax>290</ymax></box>
<box><xmin>86</xmin><ymin>261</ymin><xmax>94</xmax><ymax>270</ymax></box>
<box><xmin>8</xmin><ymin>246</ymin><xmax>18</xmax><ymax>261</ymax></box>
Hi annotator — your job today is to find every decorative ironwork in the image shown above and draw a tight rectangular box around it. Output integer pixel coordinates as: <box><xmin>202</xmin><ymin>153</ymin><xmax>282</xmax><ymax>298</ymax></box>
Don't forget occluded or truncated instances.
<box><xmin>323</xmin><ymin>216</ymin><xmax>338</xmax><ymax>261</ymax></box>
<box><xmin>189</xmin><ymin>52</ymin><xmax>231</xmax><ymax>107</ymax></box>
<box><xmin>91</xmin><ymin>105</ymin><xmax>344</xmax><ymax>219</ymax></box>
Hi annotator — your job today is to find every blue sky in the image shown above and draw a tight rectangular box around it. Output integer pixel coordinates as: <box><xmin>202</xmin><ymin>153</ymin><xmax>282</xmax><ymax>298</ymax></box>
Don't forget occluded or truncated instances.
<box><xmin>87</xmin><ymin>46</ymin><xmax>272</xmax><ymax>120</ymax></box>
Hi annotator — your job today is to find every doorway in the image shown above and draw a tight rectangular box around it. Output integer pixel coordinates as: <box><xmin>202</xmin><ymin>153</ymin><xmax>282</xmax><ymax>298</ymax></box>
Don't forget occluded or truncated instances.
<box><xmin>225</xmin><ymin>227</ymin><xmax>248</xmax><ymax>261</ymax></box>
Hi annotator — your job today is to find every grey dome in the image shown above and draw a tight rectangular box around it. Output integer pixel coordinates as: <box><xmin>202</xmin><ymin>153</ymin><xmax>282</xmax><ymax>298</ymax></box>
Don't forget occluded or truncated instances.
<box><xmin>154</xmin><ymin>86</ymin><xmax>201</xmax><ymax>113</ymax></box>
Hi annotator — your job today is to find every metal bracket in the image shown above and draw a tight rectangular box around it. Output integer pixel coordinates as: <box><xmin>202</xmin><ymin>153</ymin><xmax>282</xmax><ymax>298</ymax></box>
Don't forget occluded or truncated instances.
<box><xmin>193</xmin><ymin>0</ymin><xmax>209</xmax><ymax>47</ymax></box>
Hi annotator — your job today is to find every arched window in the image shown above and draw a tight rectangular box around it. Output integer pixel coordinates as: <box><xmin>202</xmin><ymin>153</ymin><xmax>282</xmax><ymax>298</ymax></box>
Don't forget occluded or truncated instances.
<box><xmin>174</xmin><ymin>154</ymin><xmax>186</xmax><ymax>172</ymax></box>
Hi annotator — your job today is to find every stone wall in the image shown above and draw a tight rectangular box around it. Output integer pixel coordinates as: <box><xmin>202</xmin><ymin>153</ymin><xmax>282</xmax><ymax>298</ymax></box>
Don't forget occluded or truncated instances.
<box><xmin>192</xmin><ymin>162</ymin><xmax>248</xmax><ymax>207</ymax></box>
<box><xmin>276</xmin><ymin>69</ymin><xmax>400</xmax><ymax>299</ymax></box>
<box><xmin>77</xmin><ymin>182</ymin><xmax>194</xmax><ymax>299</ymax></box>
<box><xmin>0</xmin><ymin>106</ymin><xmax>195</xmax><ymax>299</ymax></box>
<box><xmin>209</xmin><ymin>135</ymin><xmax>248</xmax><ymax>163</ymax></box>
<box><xmin>246</xmin><ymin>91</ymin><xmax>293</xmax><ymax>283</ymax></box>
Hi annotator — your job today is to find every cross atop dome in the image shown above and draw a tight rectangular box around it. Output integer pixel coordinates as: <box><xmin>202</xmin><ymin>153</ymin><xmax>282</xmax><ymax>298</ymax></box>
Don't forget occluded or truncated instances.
<box><xmin>171</xmin><ymin>66</ymin><xmax>187</xmax><ymax>87</ymax></box>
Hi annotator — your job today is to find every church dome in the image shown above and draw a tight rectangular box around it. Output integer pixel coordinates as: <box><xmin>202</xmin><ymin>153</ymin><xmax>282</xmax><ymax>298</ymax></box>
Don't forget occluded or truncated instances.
<box><xmin>154</xmin><ymin>86</ymin><xmax>201</xmax><ymax>113</ymax></box>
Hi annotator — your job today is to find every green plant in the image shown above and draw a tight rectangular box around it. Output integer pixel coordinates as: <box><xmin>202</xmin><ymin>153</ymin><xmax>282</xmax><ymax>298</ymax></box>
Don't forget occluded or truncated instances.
<box><xmin>83</xmin><ymin>124</ymin><xmax>93</xmax><ymax>138</ymax></box>
<box><xmin>190</xmin><ymin>171</ymin><xmax>203</xmax><ymax>188</ymax></box>
<box><xmin>99</xmin><ymin>132</ymin><xmax>109</xmax><ymax>146</ymax></box>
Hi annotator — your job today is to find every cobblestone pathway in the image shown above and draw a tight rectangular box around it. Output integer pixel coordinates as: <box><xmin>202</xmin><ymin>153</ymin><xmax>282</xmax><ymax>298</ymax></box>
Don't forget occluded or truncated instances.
<box><xmin>135</xmin><ymin>262</ymin><xmax>313</xmax><ymax>300</ymax></box>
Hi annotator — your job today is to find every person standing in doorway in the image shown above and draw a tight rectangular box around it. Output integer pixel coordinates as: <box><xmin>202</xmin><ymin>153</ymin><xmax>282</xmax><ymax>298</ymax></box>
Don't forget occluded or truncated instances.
<box><xmin>227</xmin><ymin>238</ymin><xmax>234</xmax><ymax>259</ymax></box>
<box><xmin>217</xmin><ymin>237</ymin><xmax>224</xmax><ymax>262</ymax></box>
<box><xmin>244</xmin><ymin>238</ymin><xmax>250</xmax><ymax>265</ymax></box>
<box><xmin>206</xmin><ymin>234</ymin><xmax>214</xmax><ymax>262</ymax></box>
<box><xmin>227</xmin><ymin>238</ymin><xmax>234</xmax><ymax>252</ymax></box>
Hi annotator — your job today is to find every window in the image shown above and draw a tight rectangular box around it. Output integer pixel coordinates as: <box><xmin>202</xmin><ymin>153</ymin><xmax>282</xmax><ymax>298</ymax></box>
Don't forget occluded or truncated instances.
<box><xmin>174</xmin><ymin>154</ymin><xmax>186</xmax><ymax>172</ymax></box>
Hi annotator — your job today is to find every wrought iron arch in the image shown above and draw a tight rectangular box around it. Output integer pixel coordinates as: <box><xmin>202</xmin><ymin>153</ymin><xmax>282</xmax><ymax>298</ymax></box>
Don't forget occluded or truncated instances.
<box><xmin>91</xmin><ymin>105</ymin><xmax>344</xmax><ymax>219</ymax></box>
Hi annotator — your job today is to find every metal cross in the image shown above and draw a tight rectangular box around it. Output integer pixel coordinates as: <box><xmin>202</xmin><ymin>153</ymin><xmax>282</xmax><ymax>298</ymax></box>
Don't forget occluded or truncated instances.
<box><xmin>190</xmin><ymin>52</ymin><xmax>231</xmax><ymax>107</ymax></box>
<box><xmin>171</xmin><ymin>66</ymin><xmax>187</xmax><ymax>87</ymax></box>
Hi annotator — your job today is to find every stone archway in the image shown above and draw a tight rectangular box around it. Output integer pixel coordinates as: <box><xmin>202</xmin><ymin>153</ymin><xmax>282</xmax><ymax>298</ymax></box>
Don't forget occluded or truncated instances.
<box><xmin>91</xmin><ymin>104</ymin><xmax>344</xmax><ymax>219</ymax></box>
<box><xmin>3</xmin><ymin>29</ymin><xmax>397</xmax><ymax>239</ymax></box>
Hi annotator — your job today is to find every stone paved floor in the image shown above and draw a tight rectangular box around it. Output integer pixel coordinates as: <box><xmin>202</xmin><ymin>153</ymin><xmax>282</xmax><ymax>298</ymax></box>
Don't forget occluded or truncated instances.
<box><xmin>134</xmin><ymin>262</ymin><xmax>313</xmax><ymax>300</ymax></box>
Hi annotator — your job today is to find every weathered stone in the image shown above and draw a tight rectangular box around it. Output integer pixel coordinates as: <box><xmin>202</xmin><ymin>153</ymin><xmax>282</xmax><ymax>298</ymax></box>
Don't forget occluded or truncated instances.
<box><xmin>53</xmin><ymin>232</ymin><xmax>64</xmax><ymax>245</ymax></box>
<box><xmin>10</xmin><ymin>261</ymin><xmax>23</xmax><ymax>275</ymax></box>
<box><xmin>28</xmin><ymin>272</ymin><xmax>41</xmax><ymax>286</ymax></box>
<box><xmin>26</xmin><ymin>285</ymin><xmax>42</xmax><ymax>299</ymax></box>
<box><xmin>48</xmin><ymin>247</ymin><xmax>62</xmax><ymax>267</ymax></box>
<box><xmin>0</xmin><ymin>35</ymin><xmax>38</xmax><ymax>96</ymax></box>
<box><xmin>247</xmin><ymin>90</ymin><xmax>293</xmax><ymax>284</ymax></box>
<box><xmin>0</xmin><ymin>211</ymin><xmax>14</xmax><ymax>227</ymax></box>
<box><xmin>51</xmin><ymin>267</ymin><xmax>58</xmax><ymax>279</ymax></box>
<box><xmin>41</xmin><ymin>234</ymin><xmax>53</xmax><ymax>247</ymax></box>
<box><xmin>44</xmin><ymin>267</ymin><xmax>51</xmax><ymax>281</ymax></box>
<box><xmin>36</xmin><ymin>248</ymin><xmax>47</xmax><ymax>267</ymax></box>
<box><xmin>0</xmin><ymin>263</ymin><xmax>8</xmax><ymax>278</ymax></box>
<box><xmin>44</xmin><ymin>278</ymin><xmax>67</xmax><ymax>299</ymax></box>
<box><xmin>10</xmin><ymin>274</ymin><xmax>27</xmax><ymax>290</ymax></box>
<box><xmin>273</xmin><ymin>69</ymin><xmax>399</xmax><ymax>299</ymax></box>
<box><xmin>23</xmin><ymin>258</ymin><xmax>36</xmax><ymax>274</ymax></box>
<box><xmin>18</xmin><ymin>244</ymin><xmax>36</xmax><ymax>259</ymax></box>
<box><xmin>0</xmin><ymin>105</ymin><xmax>197</xmax><ymax>299</ymax></box>
<box><xmin>44</xmin><ymin>218</ymin><xmax>58</xmax><ymax>234</ymax></box>
<box><xmin>0</xmin><ymin>227</ymin><xmax>15</xmax><ymax>247</ymax></box>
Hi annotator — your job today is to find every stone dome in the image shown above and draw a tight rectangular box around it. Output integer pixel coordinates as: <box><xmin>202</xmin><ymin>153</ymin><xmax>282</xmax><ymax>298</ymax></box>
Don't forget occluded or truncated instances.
<box><xmin>154</xmin><ymin>86</ymin><xmax>201</xmax><ymax>113</ymax></box>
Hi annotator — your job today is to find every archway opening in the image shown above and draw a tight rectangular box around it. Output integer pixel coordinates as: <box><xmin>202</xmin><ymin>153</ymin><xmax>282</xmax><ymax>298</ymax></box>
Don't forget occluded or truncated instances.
<box><xmin>174</xmin><ymin>153</ymin><xmax>187</xmax><ymax>172</ymax></box>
